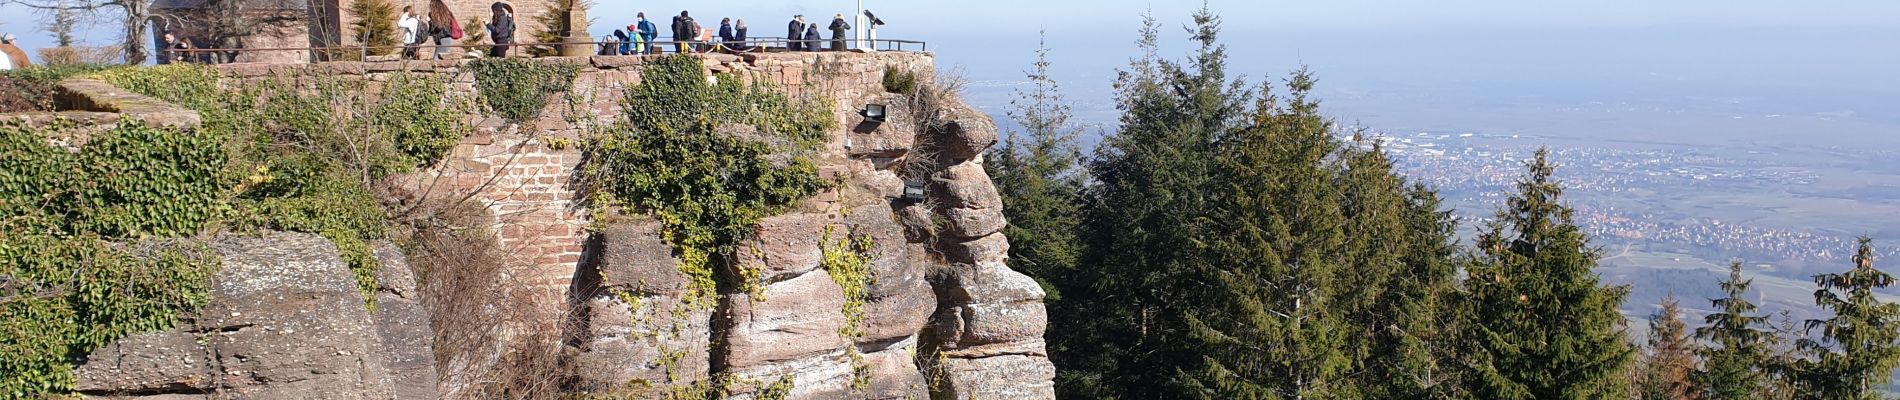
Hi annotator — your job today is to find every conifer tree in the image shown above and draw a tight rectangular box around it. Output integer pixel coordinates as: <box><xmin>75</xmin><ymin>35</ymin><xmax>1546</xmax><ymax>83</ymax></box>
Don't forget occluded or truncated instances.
<box><xmin>986</xmin><ymin>33</ymin><xmax>1086</xmax><ymax>298</ymax></box>
<box><xmin>1792</xmin><ymin>238</ymin><xmax>1900</xmax><ymax>400</ymax></box>
<box><xmin>1365</xmin><ymin>182</ymin><xmax>1467</xmax><ymax>399</ymax></box>
<box><xmin>985</xmin><ymin>32</ymin><xmax>1092</xmax><ymax>394</ymax></box>
<box><xmin>1176</xmin><ymin>69</ymin><xmax>1354</xmax><ymax>399</ymax></box>
<box><xmin>1073</xmin><ymin>7</ymin><xmax>1247</xmax><ymax>397</ymax></box>
<box><xmin>346</xmin><ymin>0</ymin><xmax>399</xmax><ymax>56</ymax></box>
<box><xmin>1695</xmin><ymin>262</ymin><xmax>1770</xmax><ymax>400</ymax></box>
<box><xmin>1463</xmin><ymin>148</ymin><xmax>1635</xmax><ymax>399</ymax></box>
<box><xmin>1639</xmin><ymin>294</ymin><xmax>1698</xmax><ymax>400</ymax></box>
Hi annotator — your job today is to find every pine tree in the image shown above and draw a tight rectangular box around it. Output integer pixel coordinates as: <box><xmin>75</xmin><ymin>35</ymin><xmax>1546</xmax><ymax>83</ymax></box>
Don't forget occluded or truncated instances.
<box><xmin>1639</xmin><ymin>294</ymin><xmax>1698</xmax><ymax>400</ymax></box>
<box><xmin>1695</xmin><ymin>262</ymin><xmax>1771</xmax><ymax>400</ymax></box>
<box><xmin>1792</xmin><ymin>238</ymin><xmax>1900</xmax><ymax>400</ymax></box>
<box><xmin>984</xmin><ymin>32</ymin><xmax>1092</xmax><ymax>394</ymax></box>
<box><xmin>1366</xmin><ymin>182</ymin><xmax>1467</xmax><ymax>399</ymax></box>
<box><xmin>1463</xmin><ymin>148</ymin><xmax>1636</xmax><ymax>399</ymax></box>
<box><xmin>346</xmin><ymin>0</ymin><xmax>399</xmax><ymax>56</ymax></box>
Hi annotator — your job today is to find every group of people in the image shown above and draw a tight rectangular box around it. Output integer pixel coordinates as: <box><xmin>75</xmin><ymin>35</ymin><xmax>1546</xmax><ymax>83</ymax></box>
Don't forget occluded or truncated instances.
<box><xmin>596</xmin><ymin>10</ymin><xmax>878</xmax><ymax>56</ymax></box>
<box><xmin>399</xmin><ymin>1</ymin><xmax>516</xmax><ymax>59</ymax></box>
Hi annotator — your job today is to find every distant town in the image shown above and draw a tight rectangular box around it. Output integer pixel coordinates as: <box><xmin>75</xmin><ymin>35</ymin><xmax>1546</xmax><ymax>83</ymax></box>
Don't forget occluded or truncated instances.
<box><xmin>1364</xmin><ymin>130</ymin><xmax>1900</xmax><ymax>270</ymax></box>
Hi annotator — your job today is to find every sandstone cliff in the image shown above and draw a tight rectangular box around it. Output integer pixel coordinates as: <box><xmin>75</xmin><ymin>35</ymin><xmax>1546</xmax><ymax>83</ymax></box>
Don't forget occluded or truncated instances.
<box><xmin>58</xmin><ymin>52</ymin><xmax>1051</xmax><ymax>399</ymax></box>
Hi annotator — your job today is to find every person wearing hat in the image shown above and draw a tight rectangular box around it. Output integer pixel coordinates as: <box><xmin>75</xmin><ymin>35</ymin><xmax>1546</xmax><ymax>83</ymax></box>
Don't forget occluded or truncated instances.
<box><xmin>828</xmin><ymin>13</ymin><xmax>851</xmax><ymax>52</ymax></box>
<box><xmin>786</xmin><ymin>15</ymin><xmax>805</xmax><ymax>51</ymax></box>
<box><xmin>0</xmin><ymin>33</ymin><xmax>29</xmax><ymax>69</ymax></box>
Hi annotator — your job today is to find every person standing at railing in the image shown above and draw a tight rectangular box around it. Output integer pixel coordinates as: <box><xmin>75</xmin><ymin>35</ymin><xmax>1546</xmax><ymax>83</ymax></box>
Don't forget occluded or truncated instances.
<box><xmin>399</xmin><ymin>6</ymin><xmax>422</xmax><ymax>59</ymax></box>
<box><xmin>613</xmin><ymin>29</ymin><xmax>632</xmax><ymax>55</ymax></box>
<box><xmin>828</xmin><ymin>14</ymin><xmax>850</xmax><ymax>52</ymax></box>
<box><xmin>636</xmin><ymin>13</ymin><xmax>658</xmax><ymax>55</ymax></box>
<box><xmin>672</xmin><ymin>11</ymin><xmax>698</xmax><ymax>54</ymax></box>
<box><xmin>428</xmin><ymin>0</ymin><xmax>460</xmax><ymax>60</ymax></box>
<box><xmin>731</xmin><ymin>20</ymin><xmax>750</xmax><ymax>53</ymax></box>
<box><xmin>718</xmin><ymin>18</ymin><xmax>734</xmax><ymax>52</ymax></box>
<box><xmin>786</xmin><ymin>15</ymin><xmax>805</xmax><ymax>51</ymax></box>
<box><xmin>803</xmin><ymin>25</ymin><xmax>821</xmax><ymax>52</ymax></box>
<box><xmin>488</xmin><ymin>2</ymin><xmax>515</xmax><ymax>58</ymax></box>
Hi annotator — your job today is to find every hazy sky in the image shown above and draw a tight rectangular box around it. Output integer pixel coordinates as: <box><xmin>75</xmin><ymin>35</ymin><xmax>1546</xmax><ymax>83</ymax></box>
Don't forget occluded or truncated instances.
<box><xmin>6</xmin><ymin>0</ymin><xmax>1900</xmax><ymax>53</ymax></box>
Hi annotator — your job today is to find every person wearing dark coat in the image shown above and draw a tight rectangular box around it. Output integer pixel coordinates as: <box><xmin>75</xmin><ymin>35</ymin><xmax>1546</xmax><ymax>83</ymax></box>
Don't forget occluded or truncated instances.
<box><xmin>828</xmin><ymin>14</ymin><xmax>851</xmax><ymax>51</ymax></box>
<box><xmin>731</xmin><ymin>19</ymin><xmax>750</xmax><ymax>53</ymax></box>
<box><xmin>718</xmin><ymin>18</ymin><xmax>734</xmax><ymax>51</ymax></box>
<box><xmin>671</xmin><ymin>11</ymin><xmax>696</xmax><ymax>53</ymax></box>
<box><xmin>487</xmin><ymin>2</ymin><xmax>514</xmax><ymax>57</ymax></box>
<box><xmin>786</xmin><ymin>15</ymin><xmax>805</xmax><ymax>51</ymax></box>
<box><xmin>612</xmin><ymin>29</ymin><xmax>631</xmax><ymax>55</ymax></box>
<box><xmin>803</xmin><ymin>25</ymin><xmax>821</xmax><ymax>52</ymax></box>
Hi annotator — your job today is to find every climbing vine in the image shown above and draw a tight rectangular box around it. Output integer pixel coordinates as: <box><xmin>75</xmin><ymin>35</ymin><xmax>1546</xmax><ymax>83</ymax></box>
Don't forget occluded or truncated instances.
<box><xmin>468</xmin><ymin>58</ymin><xmax>581</xmax><ymax>123</ymax></box>
<box><xmin>822</xmin><ymin>225</ymin><xmax>876</xmax><ymax>338</ymax></box>
<box><xmin>0</xmin><ymin>63</ymin><xmax>473</xmax><ymax>396</ymax></box>
<box><xmin>583</xmin><ymin>55</ymin><xmax>835</xmax><ymax>304</ymax></box>
<box><xmin>0</xmin><ymin>122</ymin><xmax>223</xmax><ymax>395</ymax></box>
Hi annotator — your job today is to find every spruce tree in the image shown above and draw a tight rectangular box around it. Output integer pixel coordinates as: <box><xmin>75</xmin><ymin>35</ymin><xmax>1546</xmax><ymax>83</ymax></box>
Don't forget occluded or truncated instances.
<box><xmin>1695</xmin><ymin>262</ymin><xmax>1770</xmax><ymax>400</ymax></box>
<box><xmin>1792</xmin><ymin>238</ymin><xmax>1900</xmax><ymax>400</ymax></box>
<box><xmin>1640</xmin><ymin>294</ymin><xmax>1698</xmax><ymax>400</ymax></box>
<box><xmin>985</xmin><ymin>33</ymin><xmax>1086</xmax><ymax>298</ymax></box>
<box><xmin>1464</xmin><ymin>148</ymin><xmax>1635</xmax><ymax>399</ymax></box>
<box><xmin>984</xmin><ymin>33</ymin><xmax>1091</xmax><ymax>393</ymax></box>
<box><xmin>1176</xmin><ymin>69</ymin><xmax>1354</xmax><ymax>399</ymax></box>
<box><xmin>1340</xmin><ymin>139</ymin><xmax>1465</xmax><ymax>399</ymax></box>
<box><xmin>1073</xmin><ymin>7</ymin><xmax>1248</xmax><ymax>397</ymax></box>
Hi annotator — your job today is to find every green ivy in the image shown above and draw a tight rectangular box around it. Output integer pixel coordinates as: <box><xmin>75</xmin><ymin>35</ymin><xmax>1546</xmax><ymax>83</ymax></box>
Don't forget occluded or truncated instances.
<box><xmin>0</xmin><ymin>123</ymin><xmax>221</xmax><ymax>396</ymax></box>
<box><xmin>882</xmin><ymin>65</ymin><xmax>919</xmax><ymax>95</ymax></box>
<box><xmin>584</xmin><ymin>55</ymin><xmax>835</xmax><ymax>304</ymax></box>
<box><xmin>821</xmin><ymin>225</ymin><xmax>876</xmax><ymax>338</ymax></box>
<box><xmin>469</xmin><ymin>58</ymin><xmax>581</xmax><ymax>123</ymax></box>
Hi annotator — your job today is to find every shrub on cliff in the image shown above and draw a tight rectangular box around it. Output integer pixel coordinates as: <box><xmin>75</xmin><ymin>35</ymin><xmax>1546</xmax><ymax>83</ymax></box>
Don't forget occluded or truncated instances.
<box><xmin>583</xmin><ymin>55</ymin><xmax>834</xmax><ymax>302</ymax></box>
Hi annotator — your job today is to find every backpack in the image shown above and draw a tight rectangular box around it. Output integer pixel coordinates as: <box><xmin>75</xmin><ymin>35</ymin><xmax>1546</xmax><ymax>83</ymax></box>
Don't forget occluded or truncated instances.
<box><xmin>450</xmin><ymin>18</ymin><xmax>465</xmax><ymax>40</ymax></box>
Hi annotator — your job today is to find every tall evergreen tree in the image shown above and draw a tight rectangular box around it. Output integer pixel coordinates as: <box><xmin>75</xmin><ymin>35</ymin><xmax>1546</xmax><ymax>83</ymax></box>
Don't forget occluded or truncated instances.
<box><xmin>1639</xmin><ymin>294</ymin><xmax>1698</xmax><ymax>400</ymax></box>
<box><xmin>1071</xmin><ymin>8</ymin><xmax>1243</xmax><ymax>397</ymax></box>
<box><xmin>1176</xmin><ymin>69</ymin><xmax>1355</xmax><ymax>399</ymax></box>
<box><xmin>984</xmin><ymin>32</ymin><xmax>1093</xmax><ymax>394</ymax></box>
<box><xmin>986</xmin><ymin>32</ymin><xmax>1086</xmax><ymax>297</ymax></box>
<box><xmin>1463</xmin><ymin>148</ymin><xmax>1636</xmax><ymax>399</ymax></box>
<box><xmin>1695</xmin><ymin>262</ymin><xmax>1771</xmax><ymax>400</ymax></box>
<box><xmin>1792</xmin><ymin>238</ymin><xmax>1900</xmax><ymax>400</ymax></box>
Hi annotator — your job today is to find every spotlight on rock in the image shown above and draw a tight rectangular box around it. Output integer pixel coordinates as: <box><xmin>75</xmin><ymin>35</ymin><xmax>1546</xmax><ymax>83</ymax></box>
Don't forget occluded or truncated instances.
<box><xmin>860</xmin><ymin>103</ymin><xmax>888</xmax><ymax>123</ymax></box>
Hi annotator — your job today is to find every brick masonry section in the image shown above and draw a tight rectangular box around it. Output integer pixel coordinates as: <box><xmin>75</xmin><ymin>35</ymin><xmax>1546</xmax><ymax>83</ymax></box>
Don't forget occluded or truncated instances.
<box><xmin>213</xmin><ymin>52</ymin><xmax>937</xmax><ymax>303</ymax></box>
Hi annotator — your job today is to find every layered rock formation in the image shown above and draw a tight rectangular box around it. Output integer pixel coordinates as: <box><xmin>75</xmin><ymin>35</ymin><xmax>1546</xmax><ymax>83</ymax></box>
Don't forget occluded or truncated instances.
<box><xmin>54</xmin><ymin>52</ymin><xmax>1049</xmax><ymax>399</ymax></box>
<box><xmin>71</xmin><ymin>232</ymin><xmax>437</xmax><ymax>399</ymax></box>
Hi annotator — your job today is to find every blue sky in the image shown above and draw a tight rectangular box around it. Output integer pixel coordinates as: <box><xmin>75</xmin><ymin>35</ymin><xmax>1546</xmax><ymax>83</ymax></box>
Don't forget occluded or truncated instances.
<box><xmin>7</xmin><ymin>0</ymin><xmax>1900</xmax><ymax>53</ymax></box>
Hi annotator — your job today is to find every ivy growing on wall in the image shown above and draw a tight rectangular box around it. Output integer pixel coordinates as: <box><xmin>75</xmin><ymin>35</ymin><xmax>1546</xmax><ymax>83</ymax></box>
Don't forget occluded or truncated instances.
<box><xmin>0</xmin><ymin>63</ymin><xmax>471</xmax><ymax>395</ymax></box>
<box><xmin>583</xmin><ymin>55</ymin><xmax>835</xmax><ymax>304</ymax></box>
<box><xmin>469</xmin><ymin>58</ymin><xmax>582</xmax><ymax>123</ymax></box>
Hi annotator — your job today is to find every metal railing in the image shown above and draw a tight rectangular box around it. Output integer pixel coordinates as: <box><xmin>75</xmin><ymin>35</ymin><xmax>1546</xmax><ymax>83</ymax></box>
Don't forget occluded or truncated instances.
<box><xmin>160</xmin><ymin>38</ymin><xmax>928</xmax><ymax>65</ymax></box>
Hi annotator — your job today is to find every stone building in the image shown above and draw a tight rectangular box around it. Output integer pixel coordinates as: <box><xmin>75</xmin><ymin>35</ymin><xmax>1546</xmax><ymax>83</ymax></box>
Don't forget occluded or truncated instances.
<box><xmin>151</xmin><ymin>0</ymin><xmax>552</xmax><ymax>63</ymax></box>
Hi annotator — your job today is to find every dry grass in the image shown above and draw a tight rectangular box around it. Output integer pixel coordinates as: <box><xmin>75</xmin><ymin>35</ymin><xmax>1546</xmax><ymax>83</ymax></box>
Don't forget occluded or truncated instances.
<box><xmin>37</xmin><ymin>45</ymin><xmax>123</xmax><ymax>67</ymax></box>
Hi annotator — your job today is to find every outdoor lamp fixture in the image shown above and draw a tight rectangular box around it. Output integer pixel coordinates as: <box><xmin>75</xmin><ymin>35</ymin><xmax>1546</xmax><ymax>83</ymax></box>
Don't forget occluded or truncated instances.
<box><xmin>901</xmin><ymin>180</ymin><xmax>927</xmax><ymax>202</ymax></box>
<box><xmin>860</xmin><ymin>104</ymin><xmax>888</xmax><ymax>123</ymax></box>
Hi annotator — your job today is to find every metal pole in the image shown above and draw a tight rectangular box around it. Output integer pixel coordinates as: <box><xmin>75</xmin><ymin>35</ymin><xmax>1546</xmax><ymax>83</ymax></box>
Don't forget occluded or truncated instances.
<box><xmin>855</xmin><ymin>0</ymin><xmax>865</xmax><ymax>50</ymax></box>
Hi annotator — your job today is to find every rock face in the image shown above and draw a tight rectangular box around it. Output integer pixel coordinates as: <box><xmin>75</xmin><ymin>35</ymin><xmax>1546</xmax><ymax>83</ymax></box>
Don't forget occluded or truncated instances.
<box><xmin>72</xmin><ymin>232</ymin><xmax>437</xmax><ymax>399</ymax></box>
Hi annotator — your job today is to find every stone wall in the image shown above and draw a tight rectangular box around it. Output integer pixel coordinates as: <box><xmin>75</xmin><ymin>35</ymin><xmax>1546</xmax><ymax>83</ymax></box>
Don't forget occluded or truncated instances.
<box><xmin>202</xmin><ymin>52</ymin><xmax>1053</xmax><ymax>399</ymax></box>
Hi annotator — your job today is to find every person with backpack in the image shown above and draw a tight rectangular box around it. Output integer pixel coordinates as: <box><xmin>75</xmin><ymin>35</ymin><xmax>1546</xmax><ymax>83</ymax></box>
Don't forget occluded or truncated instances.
<box><xmin>487</xmin><ymin>2</ymin><xmax>514</xmax><ymax>58</ymax></box>
<box><xmin>428</xmin><ymin>0</ymin><xmax>460</xmax><ymax>59</ymax></box>
<box><xmin>828</xmin><ymin>14</ymin><xmax>851</xmax><ymax>51</ymax></box>
<box><xmin>398</xmin><ymin>6</ymin><xmax>421</xmax><ymax>59</ymax></box>
<box><xmin>635</xmin><ymin>12</ymin><xmax>658</xmax><ymax>54</ymax></box>
<box><xmin>785</xmin><ymin>15</ymin><xmax>805</xmax><ymax>51</ymax></box>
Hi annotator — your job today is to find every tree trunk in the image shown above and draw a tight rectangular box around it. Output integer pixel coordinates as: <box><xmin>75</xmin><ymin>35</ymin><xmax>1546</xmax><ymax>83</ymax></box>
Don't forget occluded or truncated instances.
<box><xmin>122</xmin><ymin>0</ymin><xmax>150</xmax><ymax>64</ymax></box>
